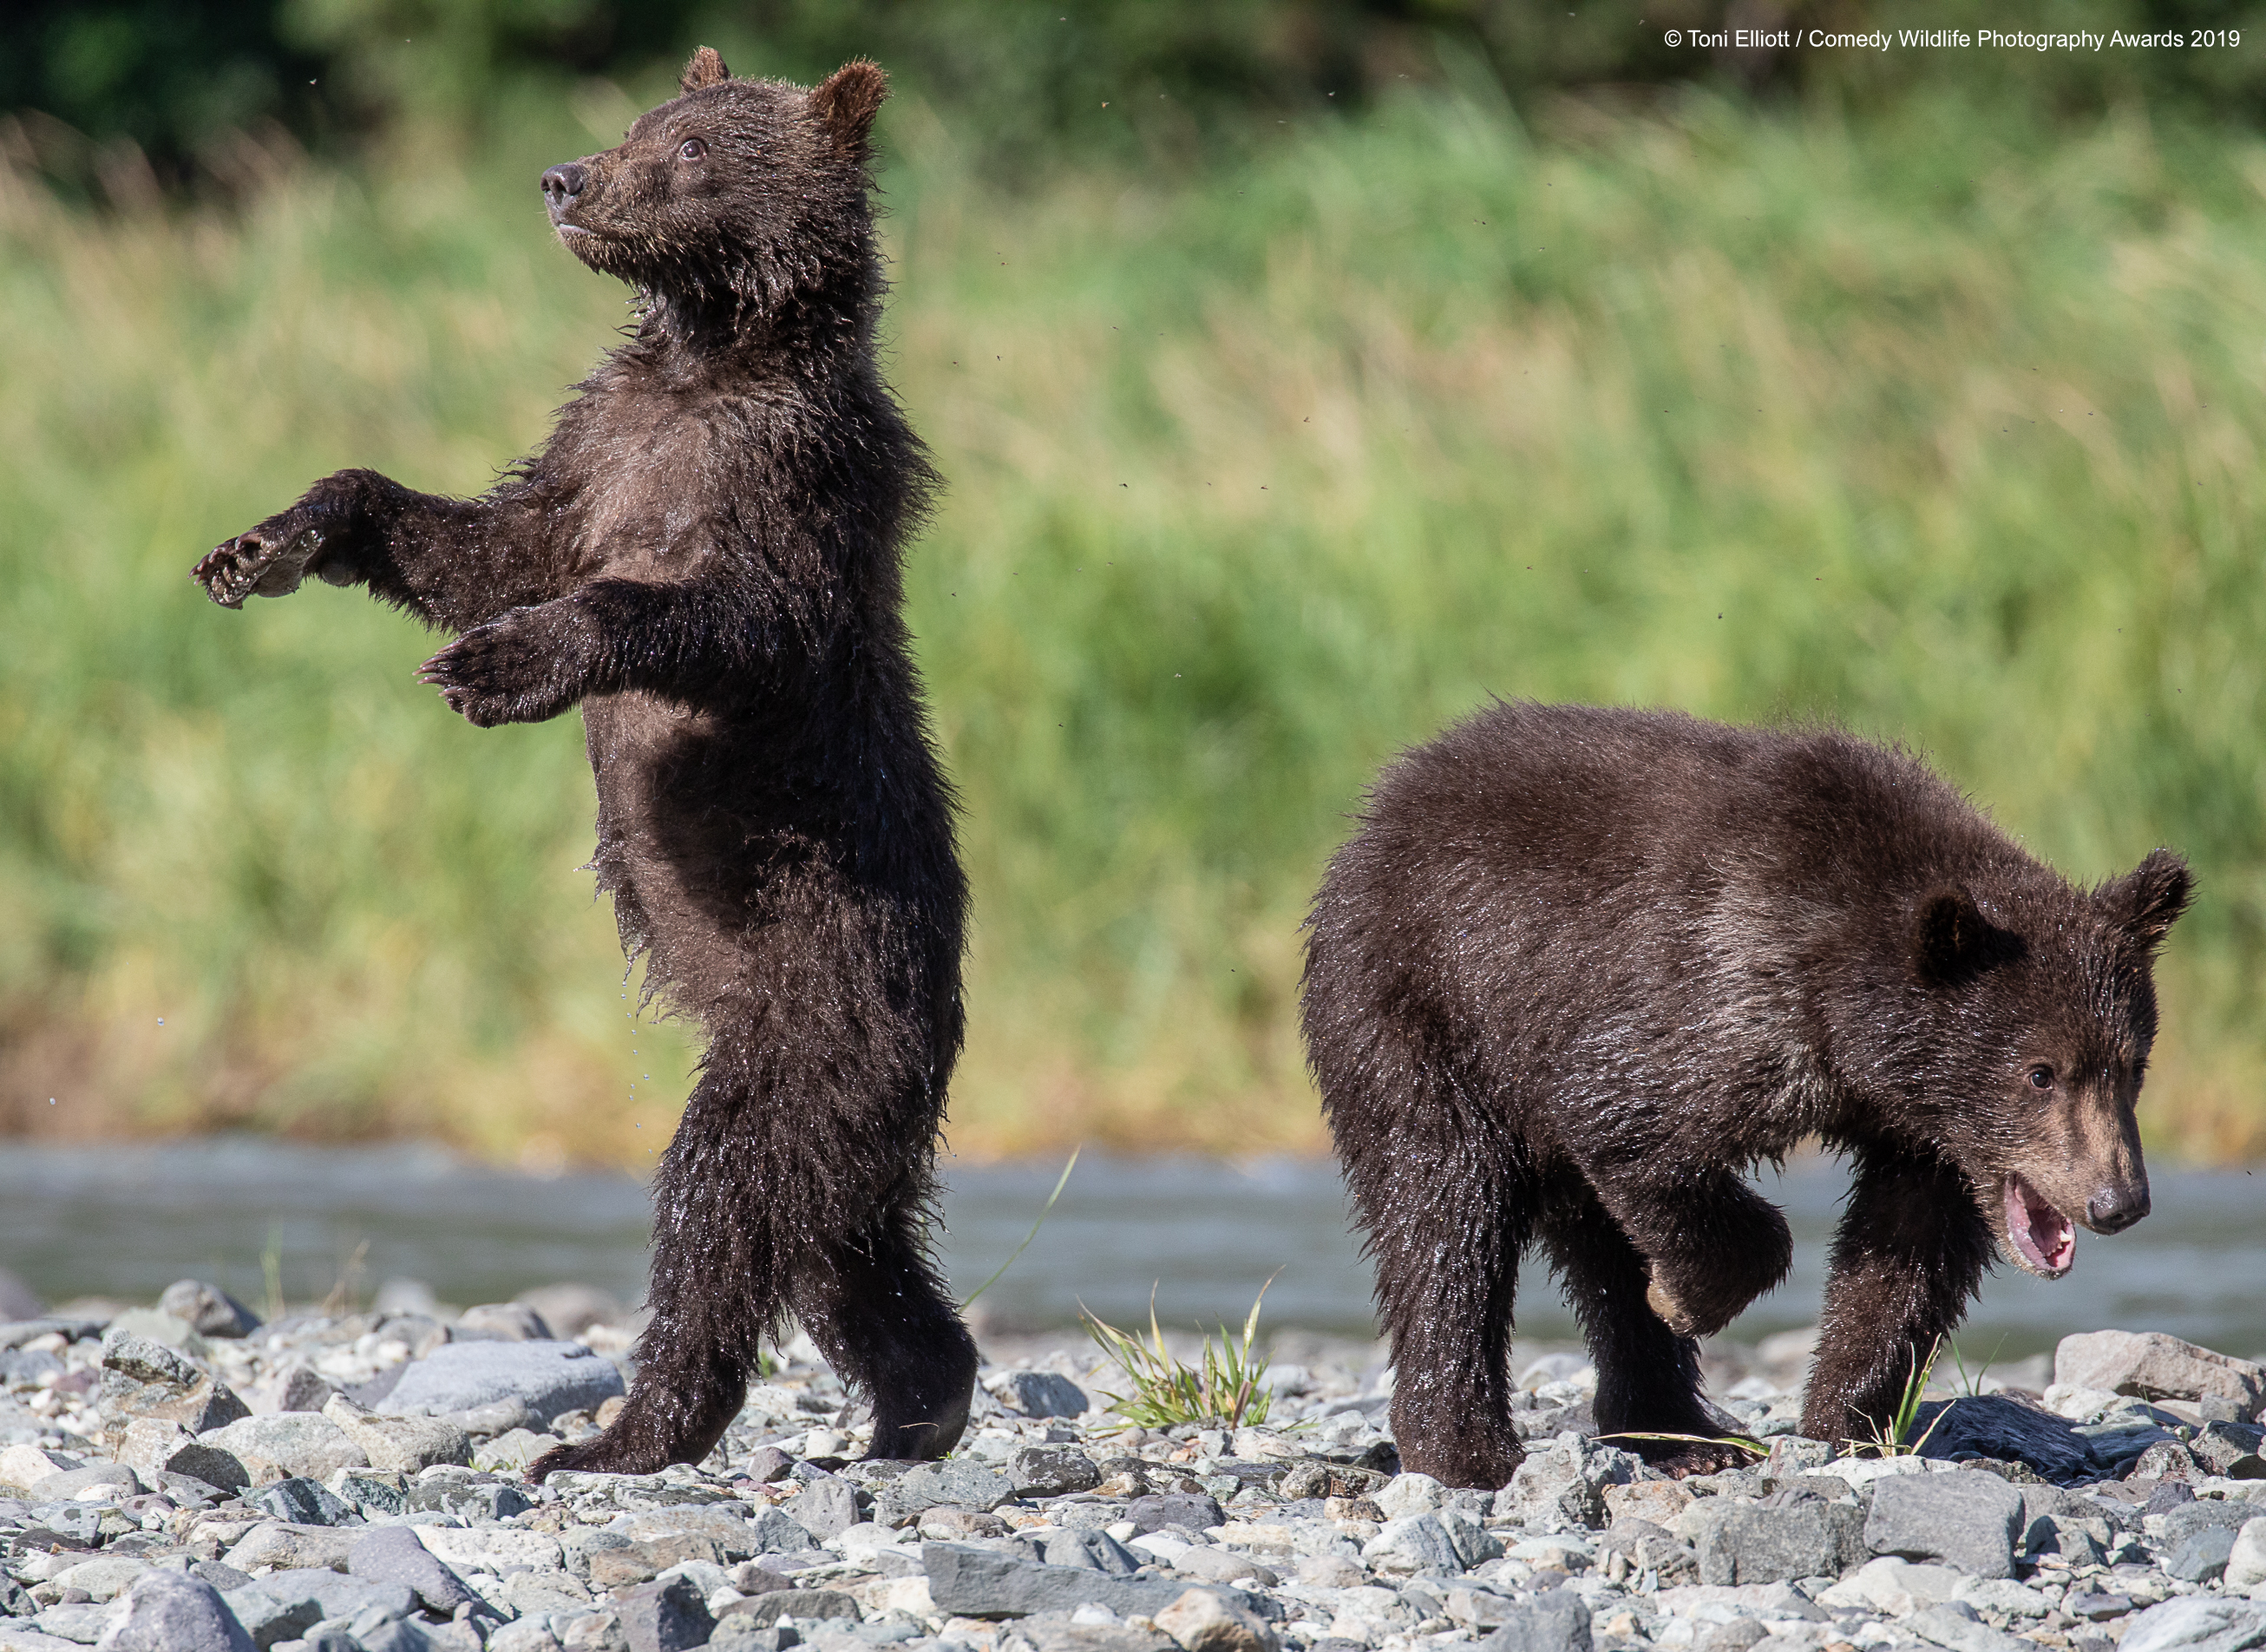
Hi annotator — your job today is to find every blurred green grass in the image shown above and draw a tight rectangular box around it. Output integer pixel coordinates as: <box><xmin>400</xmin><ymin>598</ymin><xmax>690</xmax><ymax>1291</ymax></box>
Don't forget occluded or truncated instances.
<box><xmin>2</xmin><ymin>85</ymin><xmax>2261</xmax><ymax>1170</ymax></box>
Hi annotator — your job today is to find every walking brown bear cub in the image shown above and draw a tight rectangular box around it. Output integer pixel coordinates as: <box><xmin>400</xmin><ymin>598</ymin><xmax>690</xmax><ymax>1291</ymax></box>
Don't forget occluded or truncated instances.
<box><xmin>192</xmin><ymin>50</ymin><xmax>979</xmax><ymax>1476</ymax></box>
<box><xmin>1301</xmin><ymin>702</ymin><xmax>2190</xmax><ymax>1487</ymax></box>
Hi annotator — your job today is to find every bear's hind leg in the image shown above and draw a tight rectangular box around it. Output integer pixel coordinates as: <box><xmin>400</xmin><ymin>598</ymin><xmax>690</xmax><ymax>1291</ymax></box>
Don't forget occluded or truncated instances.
<box><xmin>1347</xmin><ymin>1081</ymin><xmax>1533</xmax><ymax>1490</ymax></box>
<box><xmin>1539</xmin><ymin>1170</ymin><xmax>1751</xmax><ymax>1478</ymax></box>
<box><xmin>790</xmin><ymin>1172</ymin><xmax>978</xmax><ymax>1462</ymax></box>
<box><xmin>1801</xmin><ymin>1144</ymin><xmax>1991</xmax><ymax>1452</ymax></box>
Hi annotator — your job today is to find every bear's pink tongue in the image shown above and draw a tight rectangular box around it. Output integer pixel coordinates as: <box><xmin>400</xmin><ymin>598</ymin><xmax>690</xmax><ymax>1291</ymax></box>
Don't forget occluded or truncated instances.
<box><xmin>2004</xmin><ymin>1173</ymin><xmax>2076</xmax><ymax>1276</ymax></box>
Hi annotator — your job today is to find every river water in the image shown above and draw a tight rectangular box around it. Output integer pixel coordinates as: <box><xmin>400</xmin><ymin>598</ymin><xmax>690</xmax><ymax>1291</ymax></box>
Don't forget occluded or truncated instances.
<box><xmin>1</xmin><ymin>1138</ymin><xmax>2259</xmax><ymax>1361</ymax></box>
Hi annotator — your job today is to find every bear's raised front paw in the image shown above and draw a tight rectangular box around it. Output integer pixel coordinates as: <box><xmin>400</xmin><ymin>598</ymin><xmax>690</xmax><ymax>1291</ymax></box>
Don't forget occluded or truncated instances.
<box><xmin>419</xmin><ymin>608</ymin><xmax>579</xmax><ymax>728</ymax></box>
<box><xmin>192</xmin><ymin>516</ymin><xmax>326</xmax><ymax>609</ymax></box>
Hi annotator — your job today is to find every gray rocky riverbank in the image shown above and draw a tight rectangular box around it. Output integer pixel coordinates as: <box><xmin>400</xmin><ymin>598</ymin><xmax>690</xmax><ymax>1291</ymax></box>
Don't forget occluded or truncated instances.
<box><xmin>4</xmin><ymin>1281</ymin><xmax>2266</xmax><ymax>1652</ymax></box>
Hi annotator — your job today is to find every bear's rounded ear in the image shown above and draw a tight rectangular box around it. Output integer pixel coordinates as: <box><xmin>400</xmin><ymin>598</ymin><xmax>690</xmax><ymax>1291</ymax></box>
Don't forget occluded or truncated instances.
<box><xmin>680</xmin><ymin>46</ymin><xmax>730</xmax><ymax>94</ymax></box>
<box><xmin>809</xmin><ymin>59</ymin><xmax>887</xmax><ymax>157</ymax></box>
<box><xmin>2099</xmin><ymin>847</ymin><xmax>2191</xmax><ymax>953</ymax></box>
<box><xmin>1915</xmin><ymin>885</ymin><xmax>2000</xmax><ymax>986</ymax></box>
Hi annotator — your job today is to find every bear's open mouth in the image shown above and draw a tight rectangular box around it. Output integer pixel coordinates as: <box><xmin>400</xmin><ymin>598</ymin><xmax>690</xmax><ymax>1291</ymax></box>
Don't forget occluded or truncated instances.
<box><xmin>2003</xmin><ymin>1172</ymin><xmax>2076</xmax><ymax>1277</ymax></box>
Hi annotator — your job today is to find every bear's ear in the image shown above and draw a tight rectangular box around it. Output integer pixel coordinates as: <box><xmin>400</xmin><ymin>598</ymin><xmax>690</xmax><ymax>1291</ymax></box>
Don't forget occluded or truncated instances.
<box><xmin>2099</xmin><ymin>848</ymin><xmax>2191</xmax><ymax>953</ymax></box>
<box><xmin>809</xmin><ymin>58</ymin><xmax>887</xmax><ymax>157</ymax></box>
<box><xmin>1914</xmin><ymin>886</ymin><xmax>2002</xmax><ymax>986</ymax></box>
<box><xmin>680</xmin><ymin>46</ymin><xmax>730</xmax><ymax>94</ymax></box>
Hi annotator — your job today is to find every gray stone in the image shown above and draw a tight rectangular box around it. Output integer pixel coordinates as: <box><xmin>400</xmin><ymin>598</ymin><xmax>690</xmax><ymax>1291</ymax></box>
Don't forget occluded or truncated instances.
<box><xmin>345</xmin><ymin>1527</ymin><xmax>487</xmax><ymax>1617</ymax></box>
<box><xmin>2229</xmin><ymin>1520</ymin><xmax>2266</xmax><ymax>1590</ymax></box>
<box><xmin>2192</xmin><ymin>1423</ymin><xmax>2266</xmax><ymax>1478</ymax></box>
<box><xmin>1162</xmin><ymin>1550</ymin><xmax>1280</xmax><ymax>1589</ymax></box>
<box><xmin>1152</xmin><ymin>1588</ymin><xmax>1277</xmax><ymax>1652</ymax></box>
<box><xmin>999</xmin><ymin>1614</ymin><xmax>1172</xmax><ymax>1652</ymax></box>
<box><xmin>197</xmin><ymin>1415</ymin><xmax>367</xmax><ymax>1483</ymax></box>
<box><xmin>1906</xmin><ymin>1603</ymin><xmax>2033</xmax><ymax>1652</ymax></box>
<box><xmin>40</xmin><ymin>1465</ymin><xmax>145</xmax><ymax>1500</ymax></box>
<box><xmin>0</xmin><ymin>1268</ymin><xmax>41</xmax><ymax>1322</ymax></box>
<box><xmin>748</xmin><ymin>1508</ymin><xmax>815</xmax><ymax>1555</ymax></box>
<box><xmin>1907</xmin><ymin>1397</ymin><xmax>2096</xmax><ymax>1481</ymax></box>
<box><xmin>999</xmin><ymin>1375</ymin><xmax>1090</xmax><ymax>1419</ymax></box>
<box><xmin>1687</xmin><ymin>1498</ymin><xmax>1865</xmax><ymax>1585</ymax></box>
<box><xmin>320</xmin><ymin>1397</ymin><xmax>468</xmax><ymax>1474</ymax></box>
<box><xmin>2026</xmin><ymin>1514</ymin><xmax>2107</xmax><ymax>1567</ymax></box>
<box><xmin>2054</xmin><ymin>1334</ymin><xmax>2266</xmax><ymax>1413</ymax></box>
<box><xmin>221</xmin><ymin>1524</ymin><xmax>357</xmax><ymax>1576</ymax></box>
<box><xmin>1010</xmin><ymin>1449</ymin><xmax>1101</xmax><ymax>1498</ymax></box>
<box><xmin>922</xmin><ymin>1545</ymin><xmax>1261</xmax><ymax>1622</ymax></box>
<box><xmin>1126</xmin><ymin>1494</ymin><xmax>1225</xmax><ymax>1536</ymax></box>
<box><xmin>377</xmin><ymin>1341</ymin><xmax>622</xmax><ymax>1426</ymax></box>
<box><xmin>1476</xmin><ymin>1589</ymin><xmax>1593</xmax><ymax>1652</ymax></box>
<box><xmin>247</xmin><ymin>1367</ymin><xmax>334</xmax><ymax>1419</ymax></box>
<box><xmin>94</xmin><ymin>1569</ymin><xmax>253</xmax><ymax>1652</ymax></box>
<box><xmin>454</xmin><ymin>1305</ymin><xmax>551</xmax><ymax>1342</ymax></box>
<box><xmin>49</xmin><ymin>1559</ymin><xmax>149</xmax><ymax>1604</ymax></box>
<box><xmin>215</xmin><ymin>1589</ymin><xmax>320</xmax><ymax>1651</ymax></box>
<box><xmin>709</xmin><ymin>1622</ymin><xmax>800</xmax><ymax>1652</ymax></box>
<box><xmin>247</xmin><ymin>1480</ymin><xmax>357</xmax><ymax>1529</ymax></box>
<box><xmin>514</xmin><ymin>1286</ymin><xmax>625</xmax><ymax>1341</ymax></box>
<box><xmin>2118</xmin><ymin>1598</ymin><xmax>2266</xmax><ymax>1652</ymax></box>
<box><xmin>874</xmin><ymin>1462</ymin><xmax>1015</xmax><ymax>1526</ymax></box>
<box><xmin>617</xmin><ymin>1577</ymin><xmax>711</xmax><ymax>1652</ymax></box>
<box><xmin>96</xmin><ymin>1334</ymin><xmax>248</xmax><ymax>1439</ymax></box>
<box><xmin>2160</xmin><ymin>1501</ymin><xmax>2258</xmax><ymax>1547</ymax></box>
<box><xmin>1362</xmin><ymin>1514</ymin><xmax>1468</xmax><ymax>1575</ymax></box>
<box><xmin>788</xmin><ymin>1478</ymin><xmax>862</xmax><ymax>1543</ymax></box>
<box><xmin>1502</xmin><ymin>1436</ymin><xmax>1641</xmax><ymax>1531</ymax></box>
<box><xmin>1036</xmin><ymin>1531</ymin><xmax>1139</xmax><ymax>1576</ymax></box>
<box><xmin>157</xmin><ymin>1285</ymin><xmax>260</xmax><ymax>1342</ymax></box>
<box><xmin>329</xmin><ymin>1472</ymin><xmax>407</xmax><ymax>1517</ymax></box>
<box><xmin>1864</xmin><ymin>1472</ymin><xmax>2024</xmax><ymax>1577</ymax></box>
<box><xmin>2168</xmin><ymin>1526</ymin><xmax>2240</xmax><ymax>1583</ymax></box>
<box><xmin>724</xmin><ymin>1594</ymin><xmax>861</xmax><ymax>1629</ymax></box>
<box><xmin>34</xmin><ymin>1603</ymin><xmax>115</xmax><ymax>1646</ymax></box>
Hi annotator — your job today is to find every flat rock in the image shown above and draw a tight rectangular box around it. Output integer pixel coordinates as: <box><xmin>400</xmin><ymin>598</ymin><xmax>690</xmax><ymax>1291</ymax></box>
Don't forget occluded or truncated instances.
<box><xmin>1907</xmin><ymin>1603</ymin><xmax>2033</xmax><ymax>1652</ymax></box>
<box><xmin>223</xmin><ymin>1522</ymin><xmax>359</xmax><ymax>1575</ymax></box>
<box><xmin>787</xmin><ymin>1478</ymin><xmax>861</xmax><ymax>1542</ymax></box>
<box><xmin>346</xmin><ymin>1526</ymin><xmax>487</xmax><ymax>1617</ymax></box>
<box><xmin>49</xmin><ymin>1557</ymin><xmax>149</xmax><ymax>1603</ymax></box>
<box><xmin>1477</xmin><ymin>1589</ymin><xmax>1594</xmax><ymax>1652</ymax></box>
<box><xmin>414</xmin><ymin>1524</ymin><xmax>564</xmax><ymax>1573</ymax></box>
<box><xmin>999</xmin><ymin>1614</ymin><xmax>1174</xmax><ymax>1652</ymax></box>
<box><xmin>2055</xmin><ymin>1334</ymin><xmax>2266</xmax><ymax>1413</ymax></box>
<box><xmin>2171</xmin><ymin>1526</ymin><xmax>2242</xmax><ymax>1583</ymax></box>
<box><xmin>1686</xmin><ymin>1498</ymin><xmax>1865</xmax><ymax>1585</ymax></box>
<box><xmin>377</xmin><ymin>1341</ymin><xmax>622</xmax><ymax>1426</ymax></box>
<box><xmin>321</xmin><ymin>1396</ymin><xmax>468</xmax><ymax>1472</ymax></box>
<box><xmin>1037</xmin><ymin>1530</ymin><xmax>1140</xmax><ymax>1577</ymax></box>
<box><xmin>198</xmin><ymin>1414</ymin><xmax>367</xmax><ymax>1483</ymax></box>
<box><xmin>921</xmin><ymin>1544</ymin><xmax>1257</xmax><ymax>1622</ymax></box>
<box><xmin>723</xmin><ymin>1591</ymin><xmax>861</xmax><ymax>1627</ymax></box>
<box><xmin>1126</xmin><ymin>1494</ymin><xmax>1225</xmax><ymax>1536</ymax></box>
<box><xmin>0</xmin><ymin>1445</ymin><xmax>82</xmax><ymax>1489</ymax></box>
<box><xmin>874</xmin><ymin>1461</ymin><xmax>1015</xmax><ymax>1526</ymax></box>
<box><xmin>1908</xmin><ymin>1397</ymin><xmax>2097</xmax><ymax>1481</ymax></box>
<box><xmin>95</xmin><ymin>1569</ymin><xmax>253</xmax><ymax>1652</ymax></box>
<box><xmin>1865</xmin><ymin>1472</ymin><xmax>2024</xmax><ymax>1577</ymax></box>
<box><xmin>2118</xmin><ymin>1596</ymin><xmax>2266</xmax><ymax>1652</ymax></box>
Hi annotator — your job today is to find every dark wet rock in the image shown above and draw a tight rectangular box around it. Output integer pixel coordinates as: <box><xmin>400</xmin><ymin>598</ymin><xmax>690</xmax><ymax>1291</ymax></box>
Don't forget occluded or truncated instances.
<box><xmin>1127</xmin><ymin>1494</ymin><xmax>1226</xmax><ymax>1537</ymax></box>
<box><xmin>377</xmin><ymin>1341</ymin><xmax>621</xmax><ymax>1427</ymax></box>
<box><xmin>247</xmin><ymin>1478</ymin><xmax>357</xmax><ymax>1528</ymax></box>
<box><xmin>100</xmin><ymin>1569</ymin><xmax>255</xmax><ymax>1652</ymax></box>
<box><xmin>1010</xmin><ymin>1449</ymin><xmax>1101</xmax><ymax>1499</ymax></box>
<box><xmin>346</xmin><ymin>1525</ymin><xmax>487</xmax><ymax>1617</ymax></box>
<box><xmin>157</xmin><ymin>1283</ymin><xmax>261</xmax><ymax>1341</ymax></box>
<box><xmin>1865</xmin><ymin>1472</ymin><xmax>2025</xmax><ymax>1577</ymax></box>
<box><xmin>1909</xmin><ymin>1397</ymin><xmax>2097</xmax><ymax>1481</ymax></box>
<box><xmin>998</xmin><ymin>1374</ymin><xmax>1090</xmax><ymax>1420</ymax></box>
<box><xmin>618</xmin><ymin>1576</ymin><xmax>713</xmax><ymax>1652</ymax></box>
<box><xmin>1687</xmin><ymin>1497</ymin><xmax>1865</xmax><ymax>1585</ymax></box>
<box><xmin>1476</xmin><ymin>1589</ymin><xmax>1594</xmax><ymax>1652</ymax></box>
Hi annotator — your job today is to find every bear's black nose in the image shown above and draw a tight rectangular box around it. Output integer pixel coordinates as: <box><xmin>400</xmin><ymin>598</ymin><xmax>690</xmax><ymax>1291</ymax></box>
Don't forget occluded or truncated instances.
<box><xmin>541</xmin><ymin>163</ymin><xmax>586</xmax><ymax>213</ymax></box>
<box><xmin>2087</xmin><ymin>1183</ymin><xmax>2150</xmax><ymax>1233</ymax></box>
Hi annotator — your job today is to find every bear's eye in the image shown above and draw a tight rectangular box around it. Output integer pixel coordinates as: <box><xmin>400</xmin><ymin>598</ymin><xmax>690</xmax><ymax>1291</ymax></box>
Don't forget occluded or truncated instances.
<box><xmin>678</xmin><ymin>137</ymin><xmax>707</xmax><ymax>162</ymax></box>
<box><xmin>2027</xmin><ymin>1065</ymin><xmax>2055</xmax><ymax>1091</ymax></box>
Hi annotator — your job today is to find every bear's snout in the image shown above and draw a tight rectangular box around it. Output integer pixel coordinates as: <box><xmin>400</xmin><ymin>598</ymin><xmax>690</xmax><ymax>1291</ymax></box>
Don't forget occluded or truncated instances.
<box><xmin>2086</xmin><ymin>1179</ymin><xmax>2151</xmax><ymax>1234</ymax></box>
<box><xmin>542</xmin><ymin>162</ymin><xmax>589</xmax><ymax>220</ymax></box>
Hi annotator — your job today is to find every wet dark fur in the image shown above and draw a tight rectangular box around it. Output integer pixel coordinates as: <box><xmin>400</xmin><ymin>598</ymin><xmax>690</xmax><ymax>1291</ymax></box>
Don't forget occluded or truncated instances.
<box><xmin>192</xmin><ymin>50</ymin><xmax>979</xmax><ymax>1475</ymax></box>
<box><xmin>1301</xmin><ymin>702</ymin><xmax>2190</xmax><ymax>1487</ymax></box>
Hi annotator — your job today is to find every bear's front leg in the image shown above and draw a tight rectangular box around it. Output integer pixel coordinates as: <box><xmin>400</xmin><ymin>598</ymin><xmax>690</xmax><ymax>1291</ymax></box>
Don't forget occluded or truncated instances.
<box><xmin>1586</xmin><ymin>1164</ymin><xmax>1793</xmax><ymax>1341</ymax></box>
<box><xmin>420</xmin><ymin>602</ymin><xmax>599</xmax><ymax>727</ymax></box>
<box><xmin>193</xmin><ymin>500</ymin><xmax>353</xmax><ymax>609</ymax></box>
<box><xmin>1801</xmin><ymin>1144</ymin><xmax>1994</xmax><ymax>1451</ymax></box>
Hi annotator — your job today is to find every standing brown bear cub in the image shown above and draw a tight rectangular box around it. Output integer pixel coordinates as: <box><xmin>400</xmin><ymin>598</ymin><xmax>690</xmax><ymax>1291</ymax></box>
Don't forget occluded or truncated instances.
<box><xmin>1301</xmin><ymin>702</ymin><xmax>2190</xmax><ymax>1487</ymax></box>
<box><xmin>193</xmin><ymin>50</ymin><xmax>979</xmax><ymax>1477</ymax></box>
